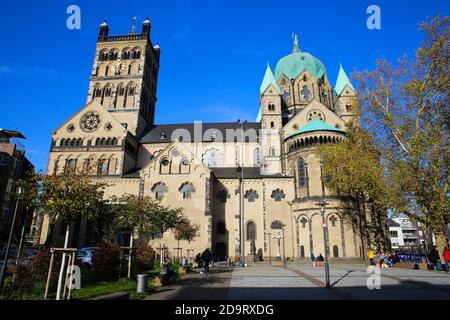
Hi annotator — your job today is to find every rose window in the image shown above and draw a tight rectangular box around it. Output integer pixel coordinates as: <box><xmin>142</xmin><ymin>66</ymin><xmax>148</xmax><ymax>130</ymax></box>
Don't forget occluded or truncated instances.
<box><xmin>307</xmin><ymin>110</ymin><xmax>325</xmax><ymax>122</ymax></box>
<box><xmin>80</xmin><ymin>112</ymin><xmax>101</xmax><ymax>132</ymax></box>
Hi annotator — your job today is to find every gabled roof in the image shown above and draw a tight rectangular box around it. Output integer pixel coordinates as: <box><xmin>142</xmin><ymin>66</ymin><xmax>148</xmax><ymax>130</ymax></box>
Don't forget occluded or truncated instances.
<box><xmin>285</xmin><ymin>119</ymin><xmax>344</xmax><ymax>140</ymax></box>
<box><xmin>140</xmin><ymin>122</ymin><xmax>261</xmax><ymax>143</ymax></box>
<box><xmin>260</xmin><ymin>64</ymin><xmax>281</xmax><ymax>95</ymax></box>
<box><xmin>334</xmin><ymin>63</ymin><xmax>355</xmax><ymax>96</ymax></box>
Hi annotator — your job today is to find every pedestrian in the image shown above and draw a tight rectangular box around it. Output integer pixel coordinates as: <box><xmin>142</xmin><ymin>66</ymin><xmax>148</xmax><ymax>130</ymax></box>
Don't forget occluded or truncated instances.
<box><xmin>443</xmin><ymin>247</ymin><xmax>450</xmax><ymax>273</ymax></box>
<box><xmin>195</xmin><ymin>253</ymin><xmax>203</xmax><ymax>268</ymax></box>
<box><xmin>428</xmin><ymin>246</ymin><xmax>441</xmax><ymax>270</ymax></box>
<box><xmin>367</xmin><ymin>248</ymin><xmax>375</xmax><ymax>266</ymax></box>
<box><xmin>201</xmin><ymin>248</ymin><xmax>212</xmax><ymax>274</ymax></box>
<box><xmin>317</xmin><ymin>253</ymin><xmax>324</xmax><ymax>261</ymax></box>
<box><xmin>310</xmin><ymin>252</ymin><xmax>316</xmax><ymax>267</ymax></box>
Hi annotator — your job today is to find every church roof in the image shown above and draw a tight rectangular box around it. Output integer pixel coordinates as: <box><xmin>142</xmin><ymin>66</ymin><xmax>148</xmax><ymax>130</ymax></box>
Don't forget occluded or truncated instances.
<box><xmin>140</xmin><ymin>122</ymin><xmax>261</xmax><ymax>143</ymax></box>
<box><xmin>274</xmin><ymin>46</ymin><xmax>326</xmax><ymax>81</ymax></box>
<box><xmin>285</xmin><ymin>119</ymin><xmax>344</xmax><ymax>139</ymax></box>
<box><xmin>212</xmin><ymin>167</ymin><xmax>290</xmax><ymax>179</ymax></box>
<box><xmin>260</xmin><ymin>64</ymin><xmax>281</xmax><ymax>95</ymax></box>
<box><xmin>334</xmin><ymin>63</ymin><xmax>355</xmax><ymax>96</ymax></box>
<box><xmin>255</xmin><ymin>109</ymin><xmax>261</xmax><ymax>123</ymax></box>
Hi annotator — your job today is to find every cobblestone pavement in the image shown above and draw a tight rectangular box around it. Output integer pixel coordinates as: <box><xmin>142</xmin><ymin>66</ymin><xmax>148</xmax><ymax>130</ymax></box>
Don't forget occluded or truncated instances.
<box><xmin>146</xmin><ymin>265</ymin><xmax>450</xmax><ymax>300</ymax></box>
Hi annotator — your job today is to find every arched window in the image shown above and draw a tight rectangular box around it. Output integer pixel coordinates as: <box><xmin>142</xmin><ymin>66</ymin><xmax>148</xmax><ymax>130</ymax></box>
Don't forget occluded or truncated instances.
<box><xmin>270</xmin><ymin>121</ymin><xmax>275</xmax><ymax>128</ymax></box>
<box><xmin>202</xmin><ymin>148</ymin><xmax>223</xmax><ymax>167</ymax></box>
<box><xmin>65</xmin><ymin>159</ymin><xmax>77</xmax><ymax>173</ymax></box>
<box><xmin>151</xmin><ymin>182</ymin><xmax>168</xmax><ymax>200</ymax></box>
<box><xmin>329</xmin><ymin>215</ymin><xmax>337</xmax><ymax>227</ymax></box>
<box><xmin>271</xmin><ymin>189</ymin><xmax>285</xmax><ymax>201</ymax></box>
<box><xmin>244</xmin><ymin>189</ymin><xmax>259</xmax><ymax>202</ymax></box>
<box><xmin>253</xmin><ymin>148</ymin><xmax>261</xmax><ymax>165</ymax></box>
<box><xmin>300</xmin><ymin>245</ymin><xmax>305</xmax><ymax>257</ymax></box>
<box><xmin>247</xmin><ymin>221</ymin><xmax>256</xmax><ymax>240</ymax></box>
<box><xmin>298</xmin><ymin>158</ymin><xmax>308</xmax><ymax>187</ymax></box>
<box><xmin>122</xmin><ymin>48</ymin><xmax>131</xmax><ymax>60</ymax></box>
<box><xmin>333</xmin><ymin>245</ymin><xmax>339</xmax><ymax>258</ymax></box>
<box><xmin>216</xmin><ymin>189</ymin><xmax>230</xmax><ymax>203</ymax></box>
<box><xmin>270</xmin><ymin>220</ymin><xmax>284</xmax><ymax>229</ymax></box>
<box><xmin>300</xmin><ymin>217</ymin><xmax>308</xmax><ymax>228</ymax></box>
<box><xmin>269</xmin><ymin>147</ymin><xmax>277</xmax><ymax>157</ymax></box>
<box><xmin>179</xmin><ymin>182</ymin><xmax>195</xmax><ymax>199</ymax></box>
<box><xmin>217</xmin><ymin>221</ymin><xmax>226</xmax><ymax>235</ymax></box>
<box><xmin>97</xmin><ymin>159</ymin><xmax>108</xmax><ymax>175</ymax></box>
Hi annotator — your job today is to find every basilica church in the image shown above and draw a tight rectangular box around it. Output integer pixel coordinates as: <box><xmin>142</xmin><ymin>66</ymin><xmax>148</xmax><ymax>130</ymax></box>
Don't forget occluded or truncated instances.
<box><xmin>40</xmin><ymin>18</ymin><xmax>365</xmax><ymax>261</ymax></box>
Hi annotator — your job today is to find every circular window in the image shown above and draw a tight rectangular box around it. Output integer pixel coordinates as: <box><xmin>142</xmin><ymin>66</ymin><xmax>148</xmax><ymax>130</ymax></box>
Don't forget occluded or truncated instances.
<box><xmin>66</xmin><ymin>123</ymin><xmax>75</xmax><ymax>133</ymax></box>
<box><xmin>307</xmin><ymin>110</ymin><xmax>325</xmax><ymax>122</ymax></box>
<box><xmin>171</xmin><ymin>149</ymin><xmax>180</xmax><ymax>157</ymax></box>
<box><xmin>80</xmin><ymin>112</ymin><xmax>101</xmax><ymax>132</ymax></box>
<box><xmin>104</xmin><ymin>122</ymin><xmax>113</xmax><ymax>131</ymax></box>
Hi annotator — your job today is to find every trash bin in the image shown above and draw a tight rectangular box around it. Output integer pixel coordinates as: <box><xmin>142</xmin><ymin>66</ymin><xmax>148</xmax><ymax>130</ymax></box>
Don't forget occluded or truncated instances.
<box><xmin>137</xmin><ymin>274</ymin><xmax>148</xmax><ymax>293</ymax></box>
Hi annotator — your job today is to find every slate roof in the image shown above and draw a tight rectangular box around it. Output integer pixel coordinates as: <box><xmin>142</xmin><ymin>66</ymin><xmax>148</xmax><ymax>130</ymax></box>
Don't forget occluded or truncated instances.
<box><xmin>140</xmin><ymin>122</ymin><xmax>261</xmax><ymax>143</ymax></box>
<box><xmin>212</xmin><ymin>167</ymin><xmax>291</xmax><ymax>179</ymax></box>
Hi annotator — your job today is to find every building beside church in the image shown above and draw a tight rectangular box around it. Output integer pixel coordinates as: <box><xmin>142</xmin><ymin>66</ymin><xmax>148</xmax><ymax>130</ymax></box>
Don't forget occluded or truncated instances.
<box><xmin>0</xmin><ymin>129</ymin><xmax>34</xmax><ymax>245</ymax></box>
<box><xmin>40</xmin><ymin>18</ymin><xmax>376</xmax><ymax>261</ymax></box>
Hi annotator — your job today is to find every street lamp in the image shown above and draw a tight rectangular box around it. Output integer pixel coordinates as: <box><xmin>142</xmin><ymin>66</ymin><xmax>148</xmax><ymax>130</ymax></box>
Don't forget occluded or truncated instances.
<box><xmin>317</xmin><ymin>200</ymin><xmax>331</xmax><ymax>289</ymax></box>
<box><xmin>0</xmin><ymin>186</ymin><xmax>22</xmax><ymax>292</ymax></box>
<box><xmin>237</xmin><ymin>119</ymin><xmax>247</xmax><ymax>267</ymax></box>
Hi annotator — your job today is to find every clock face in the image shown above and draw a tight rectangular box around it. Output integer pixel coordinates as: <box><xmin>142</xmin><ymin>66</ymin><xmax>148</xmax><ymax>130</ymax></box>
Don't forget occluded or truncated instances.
<box><xmin>80</xmin><ymin>112</ymin><xmax>101</xmax><ymax>132</ymax></box>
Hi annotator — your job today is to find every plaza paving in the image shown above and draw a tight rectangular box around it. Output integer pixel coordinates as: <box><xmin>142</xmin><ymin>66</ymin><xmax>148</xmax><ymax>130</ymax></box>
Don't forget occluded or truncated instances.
<box><xmin>145</xmin><ymin>264</ymin><xmax>450</xmax><ymax>300</ymax></box>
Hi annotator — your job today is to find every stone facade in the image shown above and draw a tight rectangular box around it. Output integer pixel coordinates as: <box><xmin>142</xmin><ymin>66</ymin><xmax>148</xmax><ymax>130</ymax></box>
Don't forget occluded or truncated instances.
<box><xmin>40</xmin><ymin>20</ymin><xmax>368</xmax><ymax>261</ymax></box>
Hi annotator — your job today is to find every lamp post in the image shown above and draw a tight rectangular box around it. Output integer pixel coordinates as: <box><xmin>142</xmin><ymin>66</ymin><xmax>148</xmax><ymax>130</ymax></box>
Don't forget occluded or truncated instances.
<box><xmin>237</xmin><ymin>119</ymin><xmax>247</xmax><ymax>267</ymax></box>
<box><xmin>0</xmin><ymin>186</ymin><xmax>22</xmax><ymax>292</ymax></box>
<box><xmin>288</xmin><ymin>201</ymin><xmax>295</xmax><ymax>260</ymax></box>
<box><xmin>282</xmin><ymin>227</ymin><xmax>286</xmax><ymax>268</ymax></box>
<box><xmin>267</xmin><ymin>232</ymin><xmax>272</xmax><ymax>265</ymax></box>
<box><xmin>317</xmin><ymin>200</ymin><xmax>331</xmax><ymax>289</ymax></box>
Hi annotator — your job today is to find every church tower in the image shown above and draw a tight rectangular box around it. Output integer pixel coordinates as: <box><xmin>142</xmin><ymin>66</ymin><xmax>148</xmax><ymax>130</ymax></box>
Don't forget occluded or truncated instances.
<box><xmin>86</xmin><ymin>18</ymin><xmax>161</xmax><ymax>138</ymax></box>
<box><xmin>258</xmin><ymin>64</ymin><xmax>283</xmax><ymax>175</ymax></box>
<box><xmin>334</xmin><ymin>63</ymin><xmax>357</xmax><ymax>122</ymax></box>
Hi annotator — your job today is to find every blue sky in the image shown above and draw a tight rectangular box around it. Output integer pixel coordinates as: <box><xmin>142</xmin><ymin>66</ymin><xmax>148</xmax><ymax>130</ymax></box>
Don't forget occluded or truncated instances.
<box><xmin>0</xmin><ymin>0</ymin><xmax>448</xmax><ymax>171</ymax></box>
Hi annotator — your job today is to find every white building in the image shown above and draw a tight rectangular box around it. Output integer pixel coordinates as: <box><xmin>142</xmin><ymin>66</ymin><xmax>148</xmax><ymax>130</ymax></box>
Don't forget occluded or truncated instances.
<box><xmin>388</xmin><ymin>217</ymin><xmax>430</xmax><ymax>249</ymax></box>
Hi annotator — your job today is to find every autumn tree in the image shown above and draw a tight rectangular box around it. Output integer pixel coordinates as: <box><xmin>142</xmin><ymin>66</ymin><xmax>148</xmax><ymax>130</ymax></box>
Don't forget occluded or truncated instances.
<box><xmin>317</xmin><ymin>119</ymin><xmax>391</xmax><ymax>256</ymax></box>
<box><xmin>28</xmin><ymin>170</ymin><xmax>107</xmax><ymax>299</ymax></box>
<box><xmin>354</xmin><ymin>15</ymin><xmax>450</xmax><ymax>253</ymax></box>
<box><xmin>173</xmin><ymin>218</ymin><xmax>200</xmax><ymax>260</ymax></box>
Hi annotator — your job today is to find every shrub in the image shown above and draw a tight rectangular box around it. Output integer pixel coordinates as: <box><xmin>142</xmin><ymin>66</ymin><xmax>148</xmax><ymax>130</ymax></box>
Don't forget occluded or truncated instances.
<box><xmin>93</xmin><ymin>242</ymin><xmax>121</xmax><ymax>281</ymax></box>
<box><xmin>136</xmin><ymin>243</ymin><xmax>155</xmax><ymax>272</ymax></box>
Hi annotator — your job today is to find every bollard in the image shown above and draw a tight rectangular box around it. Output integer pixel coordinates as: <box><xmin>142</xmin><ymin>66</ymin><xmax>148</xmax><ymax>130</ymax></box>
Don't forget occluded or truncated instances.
<box><xmin>137</xmin><ymin>274</ymin><xmax>148</xmax><ymax>293</ymax></box>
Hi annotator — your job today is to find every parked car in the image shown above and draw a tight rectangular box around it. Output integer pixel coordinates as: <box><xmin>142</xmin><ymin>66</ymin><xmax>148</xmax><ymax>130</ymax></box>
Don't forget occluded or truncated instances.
<box><xmin>76</xmin><ymin>248</ymin><xmax>97</xmax><ymax>268</ymax></box>
<box><xmin>0</xmin><ymin>248</ymin><xmax>37</xmax><ymax>268</ymax></box>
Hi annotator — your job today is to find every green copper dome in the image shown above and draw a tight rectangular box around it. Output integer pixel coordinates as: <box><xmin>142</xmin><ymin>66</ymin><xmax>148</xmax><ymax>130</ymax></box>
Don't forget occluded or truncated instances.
<box><xmin>274</xmin><ymin>49</ymin><xmax>326</xmax><ymax>81</ymax></box>
<box><xmin>285</xmin><ymin>119</ymin><xmax>343</xmax><ymax>140</ymax></box>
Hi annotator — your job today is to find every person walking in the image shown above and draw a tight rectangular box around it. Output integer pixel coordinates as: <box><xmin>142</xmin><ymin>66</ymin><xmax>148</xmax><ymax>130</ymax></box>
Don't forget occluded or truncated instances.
<box><xmin>201</xmin><ymin>248</ymin><xmax>212</xmax><ymax>275</ymax></box>
<box><xmin>443</xmin><ymin>247</ymin><xmax>450</xmax><ymax>273</ymax></box>
<box><xmin>367</xmin><ymin>248</ymin><xmax>375</xmax><ymax>266</ymax></box>
<box><xmin>310</xmin><ymin>252</ymin><xmax>316</xmax><ymax>267</ymax></box>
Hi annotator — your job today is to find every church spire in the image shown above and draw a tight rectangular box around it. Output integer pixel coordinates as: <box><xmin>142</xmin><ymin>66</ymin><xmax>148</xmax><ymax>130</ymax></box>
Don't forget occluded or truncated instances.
<box><xmin>334</xmin><ymin>63</ymin><xmax>355</xmax><ymax>96</ymax></box>
<box><xmin>292</xmin><ymin>32</ymin><xmax>300</xmax><ymax>53</ymax></box>
<box><xmin>259</xmin><ymin>63</ymin><xmax>281</xmax><ymax>95</ymax></box>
